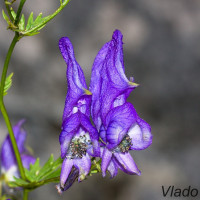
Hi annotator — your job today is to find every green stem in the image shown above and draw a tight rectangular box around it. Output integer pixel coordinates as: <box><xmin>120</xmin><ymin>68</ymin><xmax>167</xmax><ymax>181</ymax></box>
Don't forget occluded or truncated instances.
<box><xmin>0</xmin><ymin>33</ymin><xmax>26</xmax><ymax>181</ymax></box>
<box><xmin>0</xmin><ymin>34</ymin><xmax>18</xmax><ymax>98</ymax></box>
<box><xmin>14</xmin><ymin>0</ymin><xmax>26</xmax><ymax>26</ymax></box>
<box><xmin>23</xmin><ymin>189</ymin><xmax>29</xmax><ymax>200</ymax></box>
<box><xmin>4</xmin><ymin>0</ymin><xmax>14</xmax><ymax>22</ymax></box>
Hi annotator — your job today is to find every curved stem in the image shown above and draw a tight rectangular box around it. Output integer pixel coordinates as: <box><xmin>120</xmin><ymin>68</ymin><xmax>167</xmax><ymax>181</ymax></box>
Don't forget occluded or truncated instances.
<box><xmin>0</xmin><ymin>33</ymin><xmax>26</xmax><ymax>181</ymax></box>
<box><xmin>0</xmin><ymin>34</ymin><xmax>18</xmax><ymax>99</ymax></box>
<box><xmin>23</xmin><ymin>189</ymin><xmax>29</xmax><ymax>200</ymax></box>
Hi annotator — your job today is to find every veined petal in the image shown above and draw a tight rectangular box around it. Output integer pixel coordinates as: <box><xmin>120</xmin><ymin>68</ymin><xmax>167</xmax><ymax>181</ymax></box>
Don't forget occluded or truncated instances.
<box><xmin>90</xmin><ymin>42</ymin><xmax>110</xmax><ymax>130</ymax></box>
<box><xmin>73</xmin><ymin>154</ymin><xmax>91</xmax><ymax>182</ymax></box>
<box><xmin>60</xmin><ymin>158</ymin><xmax>73</xmax><ymax>188</ymax></box>
<box><xmin>113</xmin><ymin>152</ymin><xmax>141</xmax><ymax>175</ymax></box>
<box><xmin>101</xmin><ymin>148</ymin><xmax>112</xmax><ymax>177</ymax></box>
<box><xmin>59</xmin><ymin>37</ymin><xmax>91</xmax><ymax>120</ymax></box>
<box><xmin>99</xmin><ymin>125</ymin><xmax>107</xmax><ymax>144</ymax></box>
<box><xmin>129</xmin><ymin>116</ymin><xmax>152</xmax><ymax>150</ymax></box>
<box><xmin>106</xmin><ymin>103</ymin><xmax>137</xmax><ymax>148</ymax></box>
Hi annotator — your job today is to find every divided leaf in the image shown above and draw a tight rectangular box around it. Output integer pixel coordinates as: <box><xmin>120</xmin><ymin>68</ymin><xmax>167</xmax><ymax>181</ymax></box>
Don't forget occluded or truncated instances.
<box><xmin>9</xmin><ymin>155</ymin><xmax>62</xmax><ymax>189</ymax></box>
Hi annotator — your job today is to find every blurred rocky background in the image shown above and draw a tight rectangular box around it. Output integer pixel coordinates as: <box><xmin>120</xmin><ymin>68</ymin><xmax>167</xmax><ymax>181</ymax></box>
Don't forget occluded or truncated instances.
<box><xmin>0</xmin><ymin>0</ymin><xmax>200</xmax><ymax>199</ymax></box>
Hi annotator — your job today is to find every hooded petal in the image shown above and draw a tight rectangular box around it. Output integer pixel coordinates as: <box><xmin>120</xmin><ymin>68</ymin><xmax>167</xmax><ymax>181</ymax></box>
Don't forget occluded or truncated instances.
<box><xmin>97</xmin><ymin>30</ymin><xmax>138</xmax><ymax>124</ymax></box>
<box><xmin>105</xmin><ymin>103</ymin><xmax>137</xmax><ymax>149</ymax></box>
<box><xmin>59</xmin><ymin>37</ymin><xmax>92</xmax><ymax>120</ymax></box>
<box><xmin>113</xmin><ymin>152</ymin><xmax>141</xmax><ymax>175</ymax></box>
<box><xmin>101</xmin><ymin>148</ymin><xmax>113</xmax><ymax>177</ymax></box>
<box><xmin>128</xmin><ymin>116</ymin><xmax>152</xmax><ymax>150</ymax></box>
<box><xmin>60</xmin><ymin>158</ymin><xmax>74</xmax><ymax>188</ymax></box>
<box><xmin>73</xmin><ymin>154</ymin><xmax>91</xmax><ymax>182</ymax></box>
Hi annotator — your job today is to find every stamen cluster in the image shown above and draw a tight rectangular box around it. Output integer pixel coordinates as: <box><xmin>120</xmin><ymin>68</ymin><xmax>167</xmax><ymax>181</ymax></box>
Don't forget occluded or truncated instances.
<box><xmin>67</xmin><ymin>135</ymin><xmax>91</xmax><ymax>159</ymax></box>
<box><xmin>113</xmin><ymin>134</ymin><xmax>132</xmax><ymax>153</ymax></box>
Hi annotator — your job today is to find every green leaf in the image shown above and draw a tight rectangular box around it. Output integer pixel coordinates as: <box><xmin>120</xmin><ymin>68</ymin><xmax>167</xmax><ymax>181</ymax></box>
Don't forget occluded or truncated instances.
<box><xmin>10</xmin><ymin>7</ymin><xmax>16</xmax><ymax>20</ymax></box>
<box><xmin>10</xmin><ymin>177</ymin><xmax>29</xmax><ymax>187</ymax></box>
<box><xmin>14</xmin><ymin>0</ymin><xmax>70</xmax><ymax>37</ymax></box>
<box><xmin>3</xmin><ymin>72</ymin><xmax>13</xmax><ymax>96</ymax></box>
<box><xmin>26</xmin><ymin>12</ymin><xmax>34</xmax><ymax>30</ymax></box>
<box><xmin>24</xmin><ymin>168</ymin><xmax>36</xmax><ymax>182</ymax></box>
<box><xmin>33</xmin><ymin>13</ymin><xmax>43</xmax><ymax>25</ymax></box>
<box><xmin>36</xmin><ymin>155</ymin><xmax>62</xmax><ymax>181</ymax></box>
<box><xmin>24</xmin><ymin>31</ymin><xmax>40</xmax><ymax>36</ymax></box>
<box><xmin>18</xmin><ymin>14</ymin><xmax>25</xmax><ymax>30</ymax></box>
<box><xmin>42</xmin><ymin>168</ymin><xmax>61</xmax><ymax>181</ymax></box>
<box><xmin>24</xmin><ymin>158</ymin><xmax>40</xmax><ymax>182</ymax></box>
<box><xmin>2</xmin><ymin>10</ymin><xmax>11</xmax><ymax>25</ymax></box>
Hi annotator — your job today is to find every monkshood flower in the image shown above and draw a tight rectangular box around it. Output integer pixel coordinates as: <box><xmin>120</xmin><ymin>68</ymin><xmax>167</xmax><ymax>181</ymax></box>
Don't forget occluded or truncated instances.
<box><xmin>90</xmin><ymin>30</ymin><xmax>152</xmax><ymax>178</ymax></box>
<box><xmin>0</xmin><ymin>120</ymin><xmax>36</xmax><ymax>182</ymax></box>
<box><xmin>58</xmin><ymin>37</ymin><xmax>100</xmax><ymax>191</ymax></box>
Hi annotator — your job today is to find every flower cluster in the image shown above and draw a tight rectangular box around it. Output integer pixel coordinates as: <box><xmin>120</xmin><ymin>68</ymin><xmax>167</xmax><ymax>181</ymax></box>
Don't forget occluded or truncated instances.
<box><xmin>0</xmin><ymin>120</ymin><xmax>36</xmax><ymax>183</ymax></box>
<box><xmin>58</xmin><ymin>30</ymin><xmax>152</xmax><ymax>192</ymax></box>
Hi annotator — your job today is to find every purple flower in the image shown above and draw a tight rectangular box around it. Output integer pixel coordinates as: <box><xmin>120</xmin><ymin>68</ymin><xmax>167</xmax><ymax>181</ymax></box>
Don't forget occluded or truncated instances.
<box><xmin>0</xmin><ymin>120</ymin><xmax>36</xmax><ymax>182</ymax></box>
<box><xmin>90</xmin><ymin>30</ymin><xmax>152</xmax><ymax>178</ymax></box>
<box><xmin>58</xmin><ymin>37</ymin><xmax>100</xmax><ymax>190</ymax></box>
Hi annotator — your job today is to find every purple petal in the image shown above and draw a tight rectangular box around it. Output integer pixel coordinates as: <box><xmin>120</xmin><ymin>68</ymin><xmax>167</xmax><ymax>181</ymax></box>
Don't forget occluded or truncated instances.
<box><xmin>0</xmin><ymin>120</ymin><xmax>27</xmax><ymax>171</ymax></box>
<box><xmin>60</xmin><ymin>131</ymin><xmax>75</xmax><ymax>159</ymax></box>
<box><xmin>73</xmin><ymin>154</ymin><xmax>91</xmax><ymax>182</ymax></box>
<box><xmin>1</xmin><ymin>137</ymin><xmax>16</xmax><ymax>171</ymax></box>
<box><xmin>98</xmin><ymin>30</ymin><xmax>139</xmax><ymax>123</ymax></box>
<box><xmin>113</xmin><ymin>152</ymin><xmax>141</xmax><ymax>175</ymax></box>
<box><xmin>56</xmin><ymin>167</ymin><xmax>79</xmax><ymax>193</ymax></box>
<box><xmin>13</xmin><ymin>119</ymin><xmax>26</xmax><ymax>153</ymax></box>
<box><xmin>105</xmin><ymin>103</ymin><xmax>137</xmax><ymax>148</ymax></box>
<box><xmin>60</xmin><ymin>113</ymin><xmax>81</xmax><ymax>158</ymax></box>
<box><xmin>101</xmin><ymin>148</ymin><xmax>112</xmax><ymax>177</ymax></box>
<box><xmin>107</xmin><ymin>158</ymin><xmax>118</xmax><ymax>178</ymax></box>
<box><xmin>90</xmin><ymin>41</ymin><xmax>110</xmax><ymax>130</ymax></box>
<box><xmin>80</xmin><ymin>113</ymin><xmax>100</xmax><ymax>157</ymax></box>
<box><xmin>60</xmin><ymin>158</ymin><xmax>73</xmax><ymax>188</ymax></box>
<box><xmin>129</xmin><ymin>116</ymin><xmax>152</xmax><ymax>150</ymax></box>
<box><xmin>21</xmin><ymin>154</ymin><xmax>36</xmax><ymax>169</ymax></box>
<box><xmin>59</xmin><ymin>37</ymin><xmax>91</xmax><ymax>120</ymax></box>
<box><xmin>99</xmin><ymin>125</ymin><xmax>107</xmax><ymax>144</ymax></box>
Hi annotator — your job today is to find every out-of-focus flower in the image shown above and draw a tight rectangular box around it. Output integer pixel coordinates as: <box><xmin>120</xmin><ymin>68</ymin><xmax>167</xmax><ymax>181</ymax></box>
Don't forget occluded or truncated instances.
<box><xmin>0</xmin><ymin>120</ymin><xmax>36</xmax><ymax>182</ymax></box>
<box><xmin>90</xmin><ymin>30</ymin><xmax>153</xmax><ymax>178</ymax></box>
<box><xmin>58</xmin><ymin>37</ymin><xmax>99</xmax><ymax>191</ymax></box>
